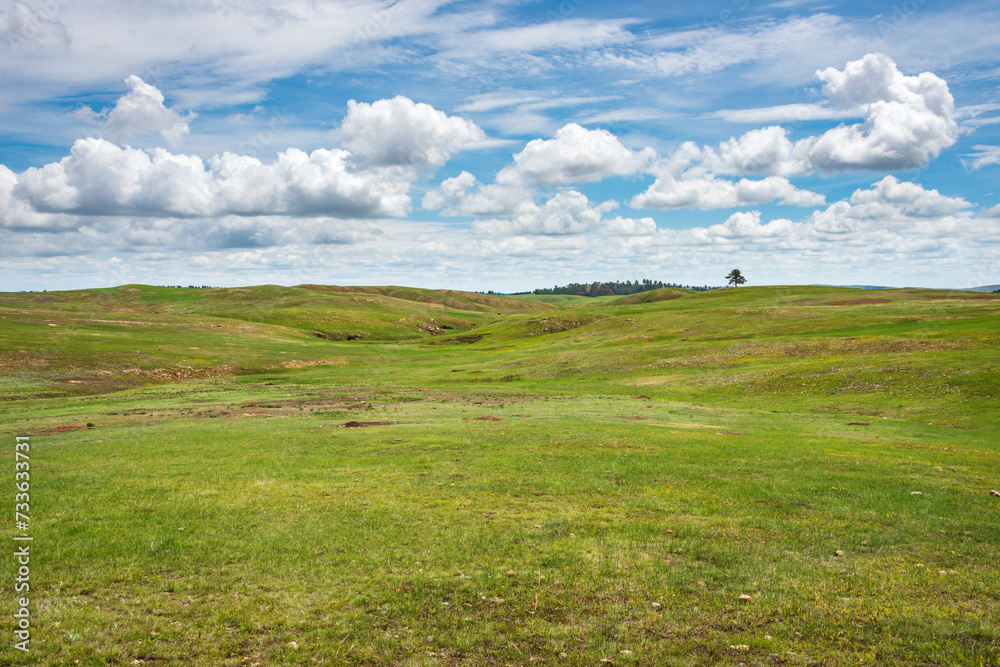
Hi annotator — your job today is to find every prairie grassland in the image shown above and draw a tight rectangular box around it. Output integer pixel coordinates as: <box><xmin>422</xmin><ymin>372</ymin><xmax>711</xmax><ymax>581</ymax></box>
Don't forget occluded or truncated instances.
<box><xmin>1</xmin><ymin>284</ymin><xmax>998</xmax><ymax>665</ymax></box>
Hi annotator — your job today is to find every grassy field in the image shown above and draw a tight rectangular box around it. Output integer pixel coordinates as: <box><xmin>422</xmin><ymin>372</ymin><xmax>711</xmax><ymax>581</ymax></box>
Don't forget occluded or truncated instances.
<box><xmin>1</xmin><ymin>284</ymin><xmax>999</xmax><ymax>665</ymax></box>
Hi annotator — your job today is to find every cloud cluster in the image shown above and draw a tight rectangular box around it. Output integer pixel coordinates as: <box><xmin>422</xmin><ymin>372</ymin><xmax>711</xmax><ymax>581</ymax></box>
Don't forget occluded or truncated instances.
<box><xmin>630</xmin><ymin>53</ymin><xmax>959</xmax><ymax>211</ymax></box>
<box><xmin>427</xmin><ymin>53</ymin><xmax>961</xmax><ymax>227</ymax></box>
<box><xmin>421</xmin><ymin>171</ymin><xmax>530</xmax><ymax>217</ymax></box>
<box><xmin>2</xmin><ymin>84</ymin><xmax>486</xmax><ymax>227</ymax></box>
<box><xmin>9</xmin><ymin>138</ymin><xmax>412</xmax><ymax>221</ymax></box>
<box><xmin>646</xmin><ymin>178</ymin><xmax>985</xmax><ymax>272</ymax></box>
<box><xmin>3</xmin><ymin>174</ymin><xmax>995</xmax><ymax>292</ymax></box>
<box><xmin>472</xmin><ymin>191</ymin><xmax>617</xmax><ymax>236</ymax></box>
<box><xmin>629</xmin><ymin>138</ymin><xmax>824</xmax><ymax>211</ymax></box>
<box><xmin>339</xmin><ymin>96</ymin><xmax>486</xmax><ymax>168</ymax></box>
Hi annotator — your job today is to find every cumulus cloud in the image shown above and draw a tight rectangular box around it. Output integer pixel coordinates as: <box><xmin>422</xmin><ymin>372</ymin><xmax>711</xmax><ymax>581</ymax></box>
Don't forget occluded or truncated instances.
<box><xmin>0</xmin><ymin>164</ymin><xmax>78</xmax><ymax>231</ymax></box>
<box><xmin>711</xmin><ymin>54</ymin><xmax>958</xmax><ymax>176</ymax></box>
<box><xmin>10</xmin><ymin>137</ymin><xmax>412</xmax><ymax>219</ymax></box>
<box><xmin>421</xmin><ymin>171</ymin><xmax>530</xmax><ymax>217</ymax></box>
<box><xmin>339</xmin><ymin>96</ymin><xmax>485</xmax><ymax>168</ymax></box>
<box><xmin>701</xmin><ymin>126</ymin><xmax>813</xmax><ymax>177</ymax></box>
<box><xmin>497</xmin><ymin>123</ymin><xmax>656</xmax><ymax>187</ymax></box>
<box><xmin>692</xmin><ymin>210</ymin><xmax>797</xmax><ymax>244</ymax></box>
<box><xmin>631</xmin><ymin>170</ymin><xmax>824</xmax><ymax>210</ymax></box>
<box><xmin>808</xmin><ymin>178</ymin><xmax>973</xmax><ymax>235</ymax></box>
<box><xmin>807</xmin><ymin>53</ymin><xmax>958</xmax><ymax>172</ymax></box>
<box><xmin>472</xmin><ymin>191</ymin><xmax>616</xmax><ymax>236</ymax></box>
<box><xmin>604</xmin><ymin>216</ymin><xmax>657</xmax><ymax>236</ymax></box>
<box><xmin>103</xmin><ymin>75</ymin><xmax>196</xmax><ymax>145</ymax></box>
<box><xmin>848</xmin><ymin>176</ymin><xmax>972</xmax><ymax>218</ymax></box>
<box><xmin>630</xmin><ymin>53</ymin><xmax>959</xmax><ymax>211</ymax></box>
<box><xmin>3</xmin><ymin>96</ymin><xmax>495</xmax><ymax>223</ymax></box>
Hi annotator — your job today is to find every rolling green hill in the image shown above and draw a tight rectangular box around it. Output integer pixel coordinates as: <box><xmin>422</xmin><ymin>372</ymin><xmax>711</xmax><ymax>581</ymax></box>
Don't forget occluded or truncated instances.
<box><xmin>1</xmin><ymin>283</ymin><xmax>998</xmax><ymax>665</ymax></box>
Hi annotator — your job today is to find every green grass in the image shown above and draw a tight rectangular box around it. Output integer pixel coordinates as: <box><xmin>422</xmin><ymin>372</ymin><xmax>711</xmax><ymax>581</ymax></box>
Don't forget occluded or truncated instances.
<box><xmin>1</xmin><ymin>284</ymin><xmax>998</xmax><ymax>665</ymax></box>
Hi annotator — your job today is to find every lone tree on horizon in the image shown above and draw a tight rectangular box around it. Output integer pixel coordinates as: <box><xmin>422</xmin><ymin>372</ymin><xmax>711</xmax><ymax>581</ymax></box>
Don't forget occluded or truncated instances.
<box><xmin>726</xmin><ymin>269</ymin><xmax>747</xmax><ymax>287</ymax></box>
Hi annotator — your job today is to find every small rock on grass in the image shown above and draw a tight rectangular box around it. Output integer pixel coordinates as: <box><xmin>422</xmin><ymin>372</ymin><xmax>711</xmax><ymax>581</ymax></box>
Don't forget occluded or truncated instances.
<box><xmin>834</xmin><ymin>550</ymin><xmax>844</xmax><ymax>557</ymax></box>
<box><xmin>739</xmin><ymin>594</ymin><xmax>752</xmax><ymax>602</ymax></box>
<box><xmin>911</xmin><ymin>491</ymin><xmax>922</xmax><ymax>496</ymax></box>
<box><xmin>506</xmin><ymin>570</ymin><xmax>516</xmax><ymax>576</ymax></box>
<box><xmin>990</xmin><ymin>489</ymin><xmax>1000</xmax><ymax>497</ymax></box>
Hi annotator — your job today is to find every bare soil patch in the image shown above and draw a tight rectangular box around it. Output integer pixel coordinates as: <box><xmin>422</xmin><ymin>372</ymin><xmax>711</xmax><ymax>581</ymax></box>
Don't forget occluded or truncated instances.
<box><xmin>38</xmin><ymin>424</ymin><xmax>90</xmax><ymax>434</ymax></box>
<box><xmin>827</xmin><ymin>299</ymin><xmax>891</xmax><ymax>306</ymax></box>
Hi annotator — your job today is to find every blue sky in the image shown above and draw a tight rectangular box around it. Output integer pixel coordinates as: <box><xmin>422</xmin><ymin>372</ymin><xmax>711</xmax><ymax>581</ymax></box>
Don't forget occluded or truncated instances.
<box><xmin>1</xmin><ymin>0</ymin><xmax>998</xmax><ymax>291</ymax></box>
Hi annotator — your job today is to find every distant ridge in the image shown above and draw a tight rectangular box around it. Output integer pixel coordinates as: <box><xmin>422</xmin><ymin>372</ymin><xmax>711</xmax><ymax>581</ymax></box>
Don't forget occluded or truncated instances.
<box><xmin>956</xmin><ymin>284</ymin><xmax>1000</xmax><ymax>293</ymax></box>
<box><xmin>811</xmin><ymin>284</ymin><xmax>907</xmax><ymax>290</ymax></box>
<box><xmin>813</xmin><ymin>284</ymin><xmax>1000</xmax><ymax>292</ymax></box>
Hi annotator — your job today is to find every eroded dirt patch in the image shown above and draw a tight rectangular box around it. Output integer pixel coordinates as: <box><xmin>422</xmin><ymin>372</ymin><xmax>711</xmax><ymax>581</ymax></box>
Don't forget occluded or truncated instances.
<box><xmin>826</xmin><ymin>299</ymin><xmax>891</xmax><ymax>306</ymax></box>
<box><xmin>38</xmin><ymin>424</ymin><xmax>90</xmax><ymax>434</ymax></box>
<box><xmin>339</xmin><ymin>421</ymin><xmax>395</xmax><ymax>428</ymax></box>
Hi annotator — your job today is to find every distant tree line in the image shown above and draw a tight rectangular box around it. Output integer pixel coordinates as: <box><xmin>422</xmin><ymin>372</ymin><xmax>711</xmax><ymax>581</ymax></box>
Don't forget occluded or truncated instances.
<box><xmin>519</xmin><ymin>279</ymin><xmax>715</xmax><ymax>297</ymax></box>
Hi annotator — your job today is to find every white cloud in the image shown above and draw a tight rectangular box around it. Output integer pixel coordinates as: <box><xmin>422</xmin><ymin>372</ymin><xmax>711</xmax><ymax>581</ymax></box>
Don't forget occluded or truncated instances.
<box><xmin>702</xmin><ymin>126</ymin><xmax>813</xmax><ymax>177</ymax></box>
<box><xmin>848</xmin><ymin>176</ymin><xmax>972</xmax><ymax>218</ymax></box>
<box><xmin>456</xmin><ymin>92</ymin><xmax>620</xmax><ymax>114</ymax></box>
<box><xmin>472</xmin><ymin>191</ymin><xmax>616</xmax><ymax>236</ymax></box>
<box><xmin>4</xmin><ymin>96</ymin><xmax>494</xmax><ymax>221</ymax></box>
<box><xmin>0</xmin><ymin>164</ymin><xmax>77</xmax><ymax>231</ymax></box>
<box><xmin>604</xmin><ymin>14</ymin><xmax>865</xmax><ymax>82</ymax></box>
<box><xmin>439</xmin><ymin>18</ymin><xmax>633</xmax><ymax>60</ymax></box>
<box><xmin>807</xmin><ymin>53</ymin><xmax>958</xmax><ymax>172</ymax></box>
<box><xmin>3</xmin><ymin>176</ymin><xmax>997</xmax><ymax>291</ymax></box>
<box><xmin>497</xmin><ymin>123</ymin><xmax>656</xmax><ymax>187</ymax></box>
<box><xmin>339</xmin><ymin>96</ymin><xmax>485</xmax><ymax>168</ymax></box>
<box><xmin>695</xmin><ymin>210</ymin><xmax>797</xmax><ymax>242</ymax></box>
<box><xmin>604</xmin><ymin>216</ymin><xmax>657</xmax><ymax>236</ymax></box>
<box><xmin>631</xmin><ymin>171</ymin><xmax>824</xmax><ymax>210</ymax></box>
<box><xmin>104</xmin><ymin>75</ymin><xmax>196</xmax><ymax>145</ymax></box>
<box><xmin>0</xmin><ymin>0</ymin><xmax>497</xmax><ymax>113</ymax></box>
<box><xmin>808</xmin><ymin>178</ymin><xmax>973</xmax><ymax>235</ymax></box>
<box><xmin>712</xmin><ymin>103</ymin><xmax>855</xmax><ymax>124</ymax></box>
<box><xmin>421</xmin><ymin>171</ymin><xmax>530</xmax><ymax>217</ymax></box>
<box><xmin>10</xmin><ymin>137</ymin><xmax>412</xmax><ymax>219</ymax></box>
<box><xmin>962</xmin><ymin>145</ymin><xmax>1000</xmax><ymax>170</ymax></box>
<box><xmin>632</xmin><ymin>52</ymin><xmax>960</xmax><ymax>207</ymax></box>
